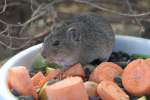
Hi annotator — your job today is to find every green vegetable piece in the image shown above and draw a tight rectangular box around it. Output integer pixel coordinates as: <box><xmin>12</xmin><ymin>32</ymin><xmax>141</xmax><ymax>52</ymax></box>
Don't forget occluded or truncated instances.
<box><xmin>46</xmin><ymin>67</ymin><xmax>55</xmax><ymax>75</ymax></box>
<box><xmin>40</xmin><ymin>92</ymin><xmax>48</xmax><ymax>100</ymax></box>
<box><xmin>130</xmin><ymin>54</ymin><xmax>150</xmax><ymax>59</ymax></box>
<box><xmin>39</xmin><ymin>82</ymin><xmax>48</xmax><ymax>100</ymax></box>
<box><xmin>32</xmin><ymin>55</ymin><xmax>47</xmax><ymax>71</ymax></box>
<box><xmin>137</xmin><ymin>96</ymin><xmax>147</xmax><ymax>100</ymax></box>
<box><xmin>39</xmin><ymin>82</ymin><xmax>48</xmax><ymax>96</ymax></box>
<box><xmin>47</xmin><ymin>63</ymin><xmax>61</xmax><ymax>69</ymax></box>
<box><xmin>36</xmin><ymin>88</ymin><xmax>41</xmax><ymax>93</ymax></box>
<box><xmin>39</xmin><ymin>79</ymin><xmax>60</xmax><ymax>99</ymax></box>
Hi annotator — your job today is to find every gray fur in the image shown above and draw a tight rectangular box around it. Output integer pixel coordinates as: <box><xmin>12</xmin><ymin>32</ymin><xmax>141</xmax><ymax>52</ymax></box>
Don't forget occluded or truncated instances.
<box><xmin>42</xmin><ymin>13</ymin><xmax>115</xmax><ymax>69</ymax></box>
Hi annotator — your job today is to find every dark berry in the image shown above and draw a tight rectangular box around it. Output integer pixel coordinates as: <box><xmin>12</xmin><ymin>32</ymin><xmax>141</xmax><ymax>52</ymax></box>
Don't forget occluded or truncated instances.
<box><xmin>114</xmin><ymin>75</ymin><xmax>123</xmax><ymax>88</ymax></box>
<box><xmin>11</xmin><ymin>89</ymin><xmax>20</xmax><ymax>97</ymax></box>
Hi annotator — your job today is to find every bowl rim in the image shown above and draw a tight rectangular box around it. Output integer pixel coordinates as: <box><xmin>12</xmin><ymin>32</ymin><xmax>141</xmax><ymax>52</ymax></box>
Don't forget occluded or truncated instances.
<box><xmin>0</xmin><ymin>44</ymin><xmax>42</xmax><ymax>100</ymax></box>
<box><xmin>0</xmin><ymin>35</ymin><xmax>150</xmax><ymax>100</ymax></box>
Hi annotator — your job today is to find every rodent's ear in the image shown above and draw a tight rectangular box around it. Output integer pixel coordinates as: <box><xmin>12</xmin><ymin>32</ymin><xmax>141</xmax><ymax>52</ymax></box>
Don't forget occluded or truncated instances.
<box><xmin>67</xmin><ymin>27</ymin><xmax>81</xmax><ymax>42</ymax></box>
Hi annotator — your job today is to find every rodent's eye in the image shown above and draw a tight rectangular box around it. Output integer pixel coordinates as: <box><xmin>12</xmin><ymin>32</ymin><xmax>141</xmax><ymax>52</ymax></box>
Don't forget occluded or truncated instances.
<box><xmin>52</xmin><ymin>40</ymin><xmax>60</xmax><ymax>46</ymax></box>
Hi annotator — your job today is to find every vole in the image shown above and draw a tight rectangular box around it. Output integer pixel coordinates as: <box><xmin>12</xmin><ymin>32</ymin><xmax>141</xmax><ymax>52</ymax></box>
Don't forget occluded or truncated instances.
<box><xmin>42</xmin><ymin>13</ymin><xmax>115</xmax><ymax>70</ymax></box>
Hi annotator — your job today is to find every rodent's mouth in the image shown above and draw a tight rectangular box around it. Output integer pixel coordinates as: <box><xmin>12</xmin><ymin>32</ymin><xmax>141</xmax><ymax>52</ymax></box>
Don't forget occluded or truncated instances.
<box><xmin>46</xmin><ymin>56</ymin><xmax>77</xmax><ymax>69</ymax></box>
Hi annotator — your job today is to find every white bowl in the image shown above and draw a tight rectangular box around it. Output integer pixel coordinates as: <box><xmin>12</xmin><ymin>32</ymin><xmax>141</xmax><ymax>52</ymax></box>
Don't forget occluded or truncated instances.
<box><xmin>0</xmin><ymin>35</ymin><xmax>150</xmax><ymax>100</ymax></box>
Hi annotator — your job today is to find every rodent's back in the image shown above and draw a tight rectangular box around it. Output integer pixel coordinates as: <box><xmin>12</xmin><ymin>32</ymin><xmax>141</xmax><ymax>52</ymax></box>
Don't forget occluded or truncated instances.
<box><xmin>71</xmin><ymin>13</ymin><xmax>115</xmax><ymax>64</ymax></box>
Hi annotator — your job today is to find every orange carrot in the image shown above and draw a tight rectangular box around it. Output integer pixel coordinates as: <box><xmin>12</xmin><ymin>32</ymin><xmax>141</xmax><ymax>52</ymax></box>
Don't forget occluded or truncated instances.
<box><xmin>31</xmin><ymin>71</ymin><xmax>45</xmax><ymax>89</ymax></box>
<box><xmin>62</xmin><ymin>63</ymin><xmax>85</xmax><ymax>78</ymax></box>
<box><xmin>39</xmin><ymin>69</ymin><xmax>61</xmax><ymax>87</ymax></box>
<box><xmin>89</xmin><ymin>62</ymin><xmax>123</xmax><ymax>83</ymax></box>
<box><xmin>97</xmin><ymin>80</ymin><xmax>129</xmax><ymax>100</ymax></box>
<box><xmin>45</xmin><ymin>77</ymin><xmax>88</xmax><ymax>100</ymax></box>
<box><xmin>122</xmin><ymin>59</ymin><xmax>150</xmax><ymax>96</ymax></box>
<box><xmin>84</xmin><ymin>81</ymin><xmax>98</xmax><ymax>96</ymax></box>
<box><xmin>144</xmin><ymin>58</ymin><xmax>150</xmax><ymax>66</ymax></box>
<box><xmin>7</xmin><ymin>66</ymin><xmax>38</xmax><ymax>100</ymax></box>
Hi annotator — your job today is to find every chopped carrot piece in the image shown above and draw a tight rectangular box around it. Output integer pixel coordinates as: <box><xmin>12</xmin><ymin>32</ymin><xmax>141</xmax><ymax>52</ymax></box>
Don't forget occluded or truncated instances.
<box><xmin>144</xmin><ymin>58</ymin><xmax>150</xmax><ymax>66</ymax></box>
<box><xmin>122</xmin><ymin>59</ymin><xmax>150</xmax><ymax>96</ymax></box>
<box><xmin>89</xmin><ymin>62</ymin><xmax>123</xmax><ymax>83</ymax></box>
<box><xmin>31</xmin><ymin>71</ymin><xmax>45</xmax><ymax>89</ymax></box>
<box><xmin>45</xmin><ymin>77</ymin><xmax>88</xmax><ymax>100</ymax></box>
<box><xmin>97</xmin><ymin>80</ymin><xmax>129</xmax><ymax>100</ymax></box>
<box><xmin>7</xmin><ymin>66</ymin><xmax>38</xmax><ymax>100</ymax></box>
<box><xmin>39</xmin><ymin>69</ymin><xmax>61</xmax><ymax>87</ymax></box>
<box><xmin>62</xmin><ymin>63</ymin><xmax>85</xmax><ymax>78</ymax></box>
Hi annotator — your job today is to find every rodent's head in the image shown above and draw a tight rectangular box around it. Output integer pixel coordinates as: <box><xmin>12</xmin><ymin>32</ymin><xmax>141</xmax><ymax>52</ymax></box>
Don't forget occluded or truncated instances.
<box><xmin>42</xmin><ymin>21</ymin><xmax>87</xmax><ymax>68</ymax></box>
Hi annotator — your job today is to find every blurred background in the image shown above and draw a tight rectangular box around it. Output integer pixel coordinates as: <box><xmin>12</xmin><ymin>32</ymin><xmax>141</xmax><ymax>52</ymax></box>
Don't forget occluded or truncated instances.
<box><xmin>0</xmin><ymin>0</ymin><xmax>150</xmax><ymax>65</ymax></box>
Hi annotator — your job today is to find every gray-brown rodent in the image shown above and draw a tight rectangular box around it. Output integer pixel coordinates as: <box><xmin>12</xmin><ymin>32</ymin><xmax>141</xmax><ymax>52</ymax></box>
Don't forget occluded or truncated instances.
<box><xmin>42</xmin><ymin>13</ymin><xmax>115</xmax><ymax>70</ymax></box>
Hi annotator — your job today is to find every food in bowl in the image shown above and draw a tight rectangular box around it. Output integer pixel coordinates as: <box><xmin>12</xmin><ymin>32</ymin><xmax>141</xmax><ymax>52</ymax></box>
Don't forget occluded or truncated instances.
<box><xmin>7</xmin><ymin>52</ymin><xmax>150</xmax><ymax>100</ymax></box>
